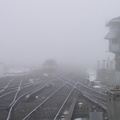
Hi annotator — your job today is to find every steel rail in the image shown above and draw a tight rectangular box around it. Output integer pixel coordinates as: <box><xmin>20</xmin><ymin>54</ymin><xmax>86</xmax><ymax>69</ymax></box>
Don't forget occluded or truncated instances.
<box><xmin>6</xmin><ymin>77</ymin><xmax>60</xmax><ymax>120</ymax></box>
<box><xmin>65</xmin><ymin>98</ymin><xmax>77</xmax><ymax>120</ymax></box>
<box><xmin>53</xmin><ymin>87</ymin><xmax>75</xmax><ymax>120</ymax></box>
<box><xmin>22</xmin><ymin>81</ymin><xmax>71</xmax><ymax>120</ymax></box>
<box><xmin>0</xmin><ymin>79</ymin><xmax>14</xmax><ymax>93</ymax></box>
<box><xmin>82</xmin><ymin>90</ymin><xmax>107</xmax><ymax>105</ymax></box>
<box><xmin>78</xmin><ymin>81</ymin><xmax>106</xmax><ymax>96</ymax></box>
<box><xmin>0</xmin><ymin>77</ymin><xmax>46</xmax><ymax>99</ymax></box>
<box><xmin>84</xmin><ymin>93</ymin><xmax>107</xmax><ymax>110</ymax></box>
<box><xmin>0</xmin><ymin>90</ymin><xmax>17</xmax><ymax>98</ymax></box>
<box><xmin>76</xmin><ymin>87</ymin><xmax>107</xmax><ymax>110</ymax></box>
<box><xmin>77</xmin><ymin>87</ymin><xmax>107</xmax><ymax>101</ymax></box>
<box><xmin>9</xmin><ymin>78</ymin><xmax>23</xmax><ymax>107</ymax></box>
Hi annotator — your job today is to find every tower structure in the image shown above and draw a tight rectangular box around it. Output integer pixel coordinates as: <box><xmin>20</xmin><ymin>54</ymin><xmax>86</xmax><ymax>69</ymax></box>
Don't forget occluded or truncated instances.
<box><xmin>105</xmin><ymin>16</ymin><xmax>120</xmax><ymax>85</ymax></box>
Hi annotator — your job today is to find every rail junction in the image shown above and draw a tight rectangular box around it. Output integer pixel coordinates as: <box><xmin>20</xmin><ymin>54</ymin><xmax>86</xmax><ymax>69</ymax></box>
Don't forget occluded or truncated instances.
<box><xmin>0</xmin><ymin>70</ymin><xmax>117</xmax><ymax>120</ymax></box>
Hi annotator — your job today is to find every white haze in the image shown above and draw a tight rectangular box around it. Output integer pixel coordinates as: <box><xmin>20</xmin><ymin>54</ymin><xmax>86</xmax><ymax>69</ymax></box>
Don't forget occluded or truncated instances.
<box><xmin>0</xmin><ymin>0</ymin><xmax>120</xmax><ymax>67</ymax></box>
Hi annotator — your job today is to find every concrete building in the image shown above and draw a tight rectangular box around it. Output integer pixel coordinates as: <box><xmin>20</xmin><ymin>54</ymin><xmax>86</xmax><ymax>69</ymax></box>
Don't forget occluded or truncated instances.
<box><xmin>105</xmin><ymin>16</ymin><xmax>120</xmax><ymax>85</ymax></box>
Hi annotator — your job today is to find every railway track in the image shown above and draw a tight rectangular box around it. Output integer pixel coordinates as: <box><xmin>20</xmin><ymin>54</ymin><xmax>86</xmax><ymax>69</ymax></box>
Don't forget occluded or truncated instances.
<box><xmin>0</xmin><ymin>73</ymin><xmax>56</xmax><ymax>120</ymax></box>
<box><xmin>0</xmin><ymin>71</ymin><xmax>108</xmax><ymax>120</ymax></box>
<box><xmin>0</xmin><ymin>78</ymin><xmax>23</xmax><ymax>120</ymax></box>
<box><xmin>6</xmin><ymin>74</ymin><xmax>71</xmax><ymax>120</ymax></box>
<box><xmin>76</xmin><ymin>81</ymin><xmax>107</xmax><ymax>110</ymax></box>
<box><xmin>0</xmin><ymin>77</ymin><xmax>14</xmax><ymax>89</ymax></box>
<box><xmin>4</xmin><ymin>74</ymin><xmax>79</xmax><ymax>120</ymax></box>
<box><xmin>21</xmin><ymin>82</ymin><xmax>77</xmax><ymax>120</ymax></box>
<box><xmin>0</xmin><ymin>74</ymin><xmax>47</xmax><ymax>98</ymax></box>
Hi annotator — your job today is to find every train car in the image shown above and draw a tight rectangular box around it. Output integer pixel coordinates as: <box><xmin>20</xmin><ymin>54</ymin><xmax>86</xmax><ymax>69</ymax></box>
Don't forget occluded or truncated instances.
<box><xmin>42</xmin><ymin>59</ymin><xmax>57</xmax><ymax>73</ymax></box>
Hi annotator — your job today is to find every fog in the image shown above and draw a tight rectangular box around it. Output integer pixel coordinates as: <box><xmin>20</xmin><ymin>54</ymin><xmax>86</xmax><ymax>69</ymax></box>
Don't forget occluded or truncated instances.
<box><xmin>0</xmin><ymin>0</ymin><xmax>120</xmax><ymax>67</ymax></box>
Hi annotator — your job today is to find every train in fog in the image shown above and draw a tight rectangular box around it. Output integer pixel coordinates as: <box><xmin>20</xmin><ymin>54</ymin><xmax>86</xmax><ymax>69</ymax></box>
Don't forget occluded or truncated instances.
<box><xmin>42</xmin><ymin>59</ymin><xmax>57</xmax><ymax>73</ymax></box>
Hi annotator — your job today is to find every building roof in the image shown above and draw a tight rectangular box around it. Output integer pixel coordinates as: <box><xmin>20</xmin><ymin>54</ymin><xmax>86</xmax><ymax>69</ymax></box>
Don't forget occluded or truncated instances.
<box><xmin>105</xmin><ymin>31</ymin><xmax>117</xmax><ymax>39</ymax></box>
<box><xmin>106</xmin><ymin>16</ymin><xmax>120</xmax><ymax>26</ymax></box>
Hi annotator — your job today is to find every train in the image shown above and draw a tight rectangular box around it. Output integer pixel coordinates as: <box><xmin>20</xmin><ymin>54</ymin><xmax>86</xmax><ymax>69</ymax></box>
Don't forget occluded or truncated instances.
<box><xmin>42</xmin><ymin>59</ymin><xmax>57</xmax><ymax>73</ymax></box>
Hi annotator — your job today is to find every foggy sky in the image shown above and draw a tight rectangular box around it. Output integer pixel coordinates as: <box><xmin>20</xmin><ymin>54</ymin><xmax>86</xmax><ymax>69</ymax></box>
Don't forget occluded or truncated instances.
<box><xmin>0</xmin><ymin>0</ymin><xmax>120</xmax><ymax>67</ymax></box>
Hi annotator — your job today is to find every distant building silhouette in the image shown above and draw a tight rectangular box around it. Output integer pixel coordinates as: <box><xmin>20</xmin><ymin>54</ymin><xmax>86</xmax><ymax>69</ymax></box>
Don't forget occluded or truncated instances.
<box><xmin>105</xmin><ymin>16</ymin><xmax>120</xmax><ymax>85</ymax></box>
